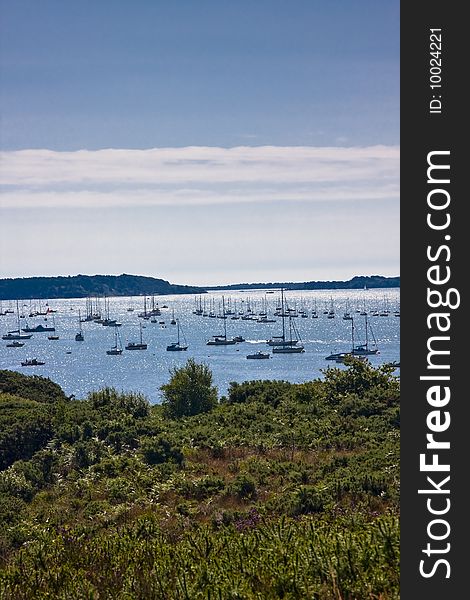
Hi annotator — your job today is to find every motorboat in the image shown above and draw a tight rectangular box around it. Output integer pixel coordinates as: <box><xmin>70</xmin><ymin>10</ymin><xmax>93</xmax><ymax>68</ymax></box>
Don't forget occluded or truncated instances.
<box><xmin>246</xmin><ymin>351</ymin><xmax>270</xmax><ymax>359</ymax></box>
<box><xmin>6</xmin><ymin>340</ymin><xmax>25</xmax><ymax>347</ymax></box>
<box><xmin>21</xmin><ymin>358</ymin><xmax>45</xmax><ymax>366</ymax></box>
<box><xmin>22</xmin><ymin>323</ymin><xmax>55</xmax><ymax>333</ymax></box>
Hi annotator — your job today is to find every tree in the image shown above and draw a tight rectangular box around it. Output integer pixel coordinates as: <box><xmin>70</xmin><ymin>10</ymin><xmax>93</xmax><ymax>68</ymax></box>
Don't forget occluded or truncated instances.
<box><xmin>160</xmin><ymin>359</ymin><xmax>218</xmax><ymax>418</ymax></box>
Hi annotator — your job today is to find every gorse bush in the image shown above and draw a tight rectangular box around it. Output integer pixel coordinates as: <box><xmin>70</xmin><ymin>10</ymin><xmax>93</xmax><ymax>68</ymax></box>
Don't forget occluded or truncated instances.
<box><xmin>87</xmin><ymin>387</ymin><xmax>150</xmax><ymax>418</ymax></box>
<box><xmin>0</xmin><ymin>394</ymin><xmax>55</xmax><ymax>470</ymax></box>
<box><xmin>0</xmin><ymin>370</ymin><xmax>68</xmax><ymax>404</ymax></box>
<box><xmin>0</xmin><ymin>360</ymin><xmax>400</xmax><ymax>599</ymax></box>
<box><xmin>139</xmin><ymin>436</ymin><xmax>184</xmax><ymax>466</ymax></box>
<box><xmin>226</xmin><ymin>379</ymin><xmax>293</xmax><ymax>407</ymax></box>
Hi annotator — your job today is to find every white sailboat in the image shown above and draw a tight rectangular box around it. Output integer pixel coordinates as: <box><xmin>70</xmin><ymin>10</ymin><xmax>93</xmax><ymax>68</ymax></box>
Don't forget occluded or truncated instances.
<box><xmin>342</xmin><ymin>298</ymin><xmax>353</xmax><ymax>320</ymax></box>
<box><xmin>75</xmin><ymin>310</ymin><xmax>84</xmax><ymax>341</ymax></box>
<box><xmin>207</xmin><ymin>296</ymin><xmax>239</xmax><ymax>345</ymax></box>
<box><xmin>268</xmin><ymin>289</ymin><xmax>305</xmax><ymax>353</ymax></box>
<box><xmin>351</xmin><ymin>314</ymin><xmax>380</xmax><ymax>356</ymax></box>
<box><xmin>48</xmin><ymin>315</ymin><xmax>60</xmax><ymax>340</ymax></box>
<box><xmin>325</xmin><ymin>315</ymin><xmax>377</xmax><ymax>361</ymax></box>
<box><xmin>312</xmin><ymin>299</ymin><xmax>318</xmax><ymax>319</ymax></box>
<box><xmin>272</xmin><ymin>315</ymin><xmax>305</xmax><ymax>353</ymax></box>
<box><xmin>2</xmin><ymin>300</ymin><xmax>33</xmax><ymax>340</ymax></box>
<box><xmin>167</xmin><ymin>320</ymin><xmax>188</xmax><ymax>351</ymax></box>
<box><xmin>327</xmin><ymin>297</ymin><xmax>335</xmax><ymax>319</ymax></box>
<box><xmin>106</xmin><ymin>328</ymin><xmax>123</xmax><ymax>355</ymax></box>
<box><xmin>325</xmin><ymin>317</ymin><xmax>355</xmax><ymax>361</ymax></box>
<box><xmin>125</xmin><ymin>322</ymin><xmax>148</xmax><ymax>350</ymax></box>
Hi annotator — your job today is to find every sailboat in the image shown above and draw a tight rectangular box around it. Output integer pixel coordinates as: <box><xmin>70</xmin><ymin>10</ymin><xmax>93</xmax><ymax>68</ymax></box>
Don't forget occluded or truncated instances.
<box><xmin>207</xmin><ymin>296</ymin><xmax>238</xmax><ymax>345</ymax></box>
<box><xmin>48</xmin><ymin>315</ymin><xmax>60</xmax><ymax>340</ymax></box>
<box><xmin>342</xmin><ymin>298</ymin><xmax>353</xmax><ymax>320</ymax></box>
<box><xmin>379</xmin><ymin>294</ymin><xmax>390</xmax><ymax>317</ymax></box>
<box><xmin>167</xmin><ymin>320</ymin><xmax>188</xmax><ymax>351</ymax></box>
<box><xmin>325</xmin><ymin>317</ymin><xmax>355</xmax><ymax>361</ymax></box>
<box><xmin>327</xmin><ymin>297</ymin><xmax>335</xmax><ymax>319</ymax></box>
<box><xmin>351</xmin><ymin>314</ymin><xmax>380</xmax><ymax>356</ymax></box>
<box><xmin>193</xmin><ymin>295</ymin><xmax>204</xmax><ymax>315</ymax></box>
<box><xmin>272</xmin><ymin>315</ymin><xmax>305</xmax><ymax>353</ymax></box>
<box><xmin>149</xmin><ymin>296</ymin><xmax>162</xmax><ymax>317</ymax></box>
<box><xmin>268</xmin><ymin>289</ymin><xmax>304</xmax><ymax>353</ymax></box>
<box><xmin>2</xmin><ymin>300</ymin><xmax>33</xmax><ymax>340</ymax></box>
<box><xmin>106</xmin><ymin>327</ymin><xmax>123</xmax><ymax>355</ymax></box>
<box><xmin>312</xmin><ymin>299</ymin><xmax>318</xmax><ymax>319</ymax></box>
<box><xmin>75</xmin><ymin>310</ymin><xmax>84</xmax><ymax>341</ymax></box>
<box><xmin>325</xmin><ymin>317</ymin><xmax>374</xmax><ymax>362</ymax></box>
<box><xmin>101</xmin><ymin>296</ymin><xmax>121</xmax><ymax>326</ymax></box>
<box><xmin>125</xmin><ymin>323</ymin><xmax>148</xmax><ymax>350</ymax></box>
<box><xmin>170</xmin><ymin>309</ymin><xmax>177</xmax><ymax>325</ymax></box>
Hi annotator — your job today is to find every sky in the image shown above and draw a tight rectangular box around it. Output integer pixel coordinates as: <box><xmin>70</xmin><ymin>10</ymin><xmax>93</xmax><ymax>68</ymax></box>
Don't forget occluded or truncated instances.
<box><xmin>0</xmin><ymin>0</ymin><xmax>400</xmax><ymax>286</ymax></box>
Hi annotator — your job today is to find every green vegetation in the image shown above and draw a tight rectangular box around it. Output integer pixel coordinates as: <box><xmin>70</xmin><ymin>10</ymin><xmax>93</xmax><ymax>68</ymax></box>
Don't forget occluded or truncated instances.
<box><xmin>0</xmin><ymin>273</ymin><xmax>203</xmax><ymax>300</ymax></box>
<box><xmin>206</xmin><ymin>275</ymin><xmax>400</xmax><ymax>291</ymax></box>
<box><xmin>0</xmin><ymin>274</ymin><xmax>399</xmax><ymax>300</ymax></box>
<box><xmin>0</xmin><ymin>359</ymin><xmax>400</xmax><ymax>599</ymax></box>
<box><xmin>161</xmin><ymin>358</ymin><xmax>218</xmax><ymax>418</ymax></box>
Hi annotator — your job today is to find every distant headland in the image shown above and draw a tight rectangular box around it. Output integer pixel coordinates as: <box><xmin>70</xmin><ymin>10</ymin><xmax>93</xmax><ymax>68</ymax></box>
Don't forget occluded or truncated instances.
<box><xmin>0</xmin><ymin>274</ymin><xmax>203</xmax><ymax>301</ymax></box>
<box><xmin>206</xmin><ymin>275</ymin><xmax>400</xmax><ymax>292</ymax></box>
<box><xmin>0</xmin><ymin>274</ymin><xmax>399</xmax><ymax>300</ymax></box>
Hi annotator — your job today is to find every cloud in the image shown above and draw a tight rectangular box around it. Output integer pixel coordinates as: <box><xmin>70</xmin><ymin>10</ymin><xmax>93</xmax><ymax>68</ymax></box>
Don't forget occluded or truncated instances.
<box><xmin>0</xmin><ymin>145</ymin><xmax>399</xmax><ymax>209</ymax></box>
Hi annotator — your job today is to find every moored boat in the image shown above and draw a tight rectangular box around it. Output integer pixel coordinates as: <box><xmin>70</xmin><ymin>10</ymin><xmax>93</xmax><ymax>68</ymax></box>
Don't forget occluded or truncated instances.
<box><xmin>246</xmin><ymin>350</ymin><xmax>270</xmax><ymax>359</ymax></box>
<box><xmin>21</xmin><ymin>358</ymin><xmax>45</xmax><ymax>366</ymax></box>
<box><xmin>125</xmin><ymin>323</ymin><xmax>147</xmax><ymax>350</ymax></box>
<box><xmin>106</xmin><ymin>328</ymin><xmax>123</xmax><ymax>355</ymax></box>
<box><xmin>166</xmin><ymin>320</ymin><xmax>188</xmax><ymax>351</ymax></box>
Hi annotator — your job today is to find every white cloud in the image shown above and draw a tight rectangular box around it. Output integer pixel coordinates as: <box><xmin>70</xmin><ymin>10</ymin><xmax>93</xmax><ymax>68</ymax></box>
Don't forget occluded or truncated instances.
<box><xmin>0</xmin><ymin>145</ymin><xmax>399</xmax><ymax>209</ymax></box>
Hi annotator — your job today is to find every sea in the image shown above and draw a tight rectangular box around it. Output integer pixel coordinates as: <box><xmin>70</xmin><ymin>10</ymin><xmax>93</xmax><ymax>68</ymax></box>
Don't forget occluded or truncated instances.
<box><xmin>0</xmin><ymin>288</ymin><xmax>400</xmax><ymax>404</ymax></box>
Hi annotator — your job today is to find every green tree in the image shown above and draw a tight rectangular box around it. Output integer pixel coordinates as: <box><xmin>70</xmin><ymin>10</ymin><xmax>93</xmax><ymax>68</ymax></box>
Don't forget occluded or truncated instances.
<box><xmin>160</xmin><ymin>359</ymin><xmax>218</xmax><ymax>418</ymax></box>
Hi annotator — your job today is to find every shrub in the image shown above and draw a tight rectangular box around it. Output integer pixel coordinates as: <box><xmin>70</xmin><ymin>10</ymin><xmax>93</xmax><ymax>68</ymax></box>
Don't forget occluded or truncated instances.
<box><xmin>140</xmin><ymin>436</ymin><xmax>184</xmax><ymax>466</ymax></box>
<box><xmin>0</xmin><ymin>370</ymin><xmax>68</xmax><ymax>404</ymax></box>
<box><xmin>160</xmin><ymin>359</ymin><xmax>218</xmax><ymax>418</ymax></box>
<box><xmin>226</xmin><ymin>380</ymin><xmax>292</xmax><ymax>407</ymax></box>
<box><xmin>230</xmin><ymin>474</ymin><xmax>257</xmax><ymax>500</ymax></box>
<box><xmin>87</xmin><ymin>388</ymin><xmax>150</xmax><ymax>418</ymax></box>
<box><xmin>0</xmin><ymin>394</ymin><xmax>54</xmax><ymax>470</ymax></box>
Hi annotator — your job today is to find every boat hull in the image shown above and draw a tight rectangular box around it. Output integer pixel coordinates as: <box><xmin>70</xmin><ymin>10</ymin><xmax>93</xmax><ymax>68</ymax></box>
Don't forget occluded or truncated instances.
<box><xmin>272</xmin><ymin>346</ymin><xmax>305</xmax><ymax>354</ymax></box>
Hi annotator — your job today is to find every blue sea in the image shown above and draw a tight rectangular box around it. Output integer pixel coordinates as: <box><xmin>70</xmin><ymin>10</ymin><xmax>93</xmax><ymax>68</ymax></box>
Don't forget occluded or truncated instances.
<box><xmin>0</xmin><ymin>288</ymin><xmax>400</xmax><ymax>403</ymax></box>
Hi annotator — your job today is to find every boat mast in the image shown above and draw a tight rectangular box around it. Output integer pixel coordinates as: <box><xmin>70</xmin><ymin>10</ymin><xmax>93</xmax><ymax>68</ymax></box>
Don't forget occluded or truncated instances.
<box><xmin>16</xmin><ymin>299</ymin><xmax>20</xmax><ymax>332</ymax></box>
<box><xmin>222</xmin><ymin>296</ymin><xmax>227</xmax><ymax>339</ymax></box>
<box><xmin>365</xmin><ymin>313</ymin><xmax>368</xmax><ymax>350</ymax></box>
<box><xmin>281</xmin><ymin>289</ymin><xmax>286</xmax><ymax>341</ymax></box>
<box><xmin>351</xmin><ymin>317</ymin><xmax>355</xmax><ymax>352</ymax></box>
